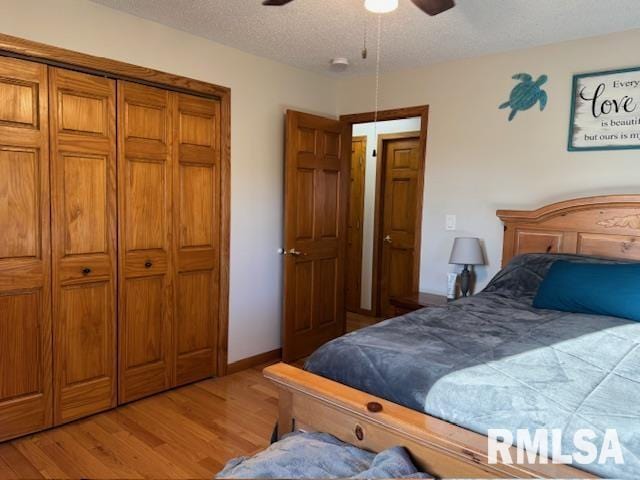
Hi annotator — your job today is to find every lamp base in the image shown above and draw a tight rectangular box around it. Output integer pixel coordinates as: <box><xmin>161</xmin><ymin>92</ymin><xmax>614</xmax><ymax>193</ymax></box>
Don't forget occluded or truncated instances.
<box><xmin>460</xmin><ymin>265</ymin><xmax>471</xmax><ymax>297</ymax></box>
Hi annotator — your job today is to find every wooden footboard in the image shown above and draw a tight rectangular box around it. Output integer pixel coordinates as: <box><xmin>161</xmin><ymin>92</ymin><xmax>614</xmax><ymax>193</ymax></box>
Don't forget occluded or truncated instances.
<box><xmin>264</xmin><ymin>363</ymin><xmax>593</xmax><ymax>479</ymax></box>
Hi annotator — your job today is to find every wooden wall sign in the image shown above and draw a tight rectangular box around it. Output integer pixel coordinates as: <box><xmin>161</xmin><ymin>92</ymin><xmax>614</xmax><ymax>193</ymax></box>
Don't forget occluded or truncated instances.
<box><xmin>569</xmin><ymin>66</ymin><xmax>640</xmax><ymax>151</ymax></box>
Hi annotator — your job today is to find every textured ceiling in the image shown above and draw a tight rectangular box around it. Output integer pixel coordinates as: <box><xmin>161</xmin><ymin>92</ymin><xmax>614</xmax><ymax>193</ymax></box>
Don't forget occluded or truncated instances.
<box><xmin>91</xmin><ymin>0</ymin><xmax>640</xmax><ymax>75</ymax></box>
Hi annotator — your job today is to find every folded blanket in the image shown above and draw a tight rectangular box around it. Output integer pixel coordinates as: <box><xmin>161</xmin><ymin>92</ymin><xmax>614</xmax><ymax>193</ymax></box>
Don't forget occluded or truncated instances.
<box><xmin>216</xmin><ymin>431</ymin><xmax>430</xmax><ymax>479</ymax></box>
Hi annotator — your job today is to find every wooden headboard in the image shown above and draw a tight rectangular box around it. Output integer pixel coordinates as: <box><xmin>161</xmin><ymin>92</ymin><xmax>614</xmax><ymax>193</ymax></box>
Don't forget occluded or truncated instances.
<box><xmin>498</xmin><ymin>195</ymin><xmax>640</xmax><ymax>267</ymax></box>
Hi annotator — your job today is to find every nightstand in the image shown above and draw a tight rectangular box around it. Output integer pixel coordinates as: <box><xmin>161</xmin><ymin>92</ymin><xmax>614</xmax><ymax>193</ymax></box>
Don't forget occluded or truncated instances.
<box><xmin>389</xmin><ymin>292</ymin><xmax>448</xmax><ymax>316</ymax></box>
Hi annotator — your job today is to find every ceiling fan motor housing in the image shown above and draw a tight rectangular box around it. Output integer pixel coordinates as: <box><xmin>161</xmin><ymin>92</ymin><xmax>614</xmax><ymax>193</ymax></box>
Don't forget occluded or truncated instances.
<box><xmin>262</xmin><ymin>0</ymin><xmax>456</xmax><ymax>16</ymax></box>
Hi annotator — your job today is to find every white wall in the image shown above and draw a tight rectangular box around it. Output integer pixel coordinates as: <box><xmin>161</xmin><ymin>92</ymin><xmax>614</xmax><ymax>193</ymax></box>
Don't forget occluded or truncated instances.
<box><xmin>5</xmin><ymin>1</ymin><xmax>640</xmax><ymax>361</ymax></box>
<box><xmin>338</xmin><ymin>28</ymin><xmax>640</xmax><ymax>296</ymax></box>
<box><xmin>352</xmin><ymin>118</ymin><xmax>421</xmax><ymax>310</ymax></box>
<box><xmin>0</xmin><ymin>0</ymin><xmax>339</xmax><ymax>363</ymax></box>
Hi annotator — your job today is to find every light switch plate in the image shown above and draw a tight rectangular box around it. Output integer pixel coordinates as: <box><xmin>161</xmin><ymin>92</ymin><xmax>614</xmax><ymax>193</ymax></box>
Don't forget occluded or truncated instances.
<box><xmin>446</xmin><ymin>214</ymin><xmax>457</xmax><ymax>231</ymax></box>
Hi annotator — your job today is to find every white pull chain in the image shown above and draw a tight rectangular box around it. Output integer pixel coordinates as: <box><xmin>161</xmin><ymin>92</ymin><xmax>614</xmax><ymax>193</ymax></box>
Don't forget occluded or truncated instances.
<box><xmin>372</xmin><ymin>13</ymin><xmax>382</xmax><ymax>157</ymax></box>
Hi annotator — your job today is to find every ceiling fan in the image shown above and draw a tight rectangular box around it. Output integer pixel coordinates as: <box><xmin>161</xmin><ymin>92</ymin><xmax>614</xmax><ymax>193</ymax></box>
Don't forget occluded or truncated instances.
<box><xmin>262</xmin><ymin>0</ymin><xmax>455</xmax><ymax>16</ymax></box>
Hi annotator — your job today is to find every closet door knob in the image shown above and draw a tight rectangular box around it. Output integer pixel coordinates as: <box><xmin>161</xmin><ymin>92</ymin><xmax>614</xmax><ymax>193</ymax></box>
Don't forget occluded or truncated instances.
<box><xmin>81</xmin><ymin>267</ymin><xmax>92</xmax><ymax>276</ymax></box>
<box><xmin>144</xmin><ymin>260</ymin><xmax>153</xmax><ymax>269</ymax></box>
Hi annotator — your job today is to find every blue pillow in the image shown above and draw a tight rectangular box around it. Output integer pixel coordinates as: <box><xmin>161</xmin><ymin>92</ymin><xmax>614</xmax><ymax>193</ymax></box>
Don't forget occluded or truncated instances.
<box><xmin>533</xmin><ymin>261</ymin><xmax>640</xmax><ymax>321</ymax></box>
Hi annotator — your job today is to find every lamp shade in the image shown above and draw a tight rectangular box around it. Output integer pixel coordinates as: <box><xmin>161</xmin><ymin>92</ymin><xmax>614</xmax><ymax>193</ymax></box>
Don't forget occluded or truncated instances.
<box><xmin>449</xmin><ymin>237</ymin><xmax>485</xmax><ymax>266</ymax></box>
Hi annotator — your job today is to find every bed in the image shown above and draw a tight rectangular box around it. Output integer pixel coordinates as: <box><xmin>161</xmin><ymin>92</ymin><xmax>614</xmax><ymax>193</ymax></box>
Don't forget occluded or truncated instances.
<box><xmin>264</xmin><ymin>195</ymin><xmax>640</xmax><ymax>478</ymax></box>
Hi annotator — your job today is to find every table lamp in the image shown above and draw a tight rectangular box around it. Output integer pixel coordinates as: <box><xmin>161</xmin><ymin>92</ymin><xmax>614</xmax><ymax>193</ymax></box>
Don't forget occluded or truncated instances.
<box><xmin>449</xmin><ymin>237</ymin><xmax>485</xmax><ymax>297</ymax></box>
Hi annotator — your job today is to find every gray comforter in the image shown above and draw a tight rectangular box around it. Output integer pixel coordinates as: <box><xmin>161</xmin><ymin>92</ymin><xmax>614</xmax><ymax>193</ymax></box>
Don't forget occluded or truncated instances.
<box><xmin>216</xmin><ymin>432</ymin><xmax>429</xmax><ymax>478</ymax></box>
<box><xmin>306</xmin><ymin>254</ymin><xmax>640</xmax><ymax>478</ymax></box>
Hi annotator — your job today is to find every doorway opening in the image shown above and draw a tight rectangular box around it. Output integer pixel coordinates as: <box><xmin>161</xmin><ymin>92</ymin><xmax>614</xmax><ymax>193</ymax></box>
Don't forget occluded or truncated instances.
<box><xmin>341</xmin><ymin>106</ymin><xmax>429</xmax><ymax>323</ymax></box>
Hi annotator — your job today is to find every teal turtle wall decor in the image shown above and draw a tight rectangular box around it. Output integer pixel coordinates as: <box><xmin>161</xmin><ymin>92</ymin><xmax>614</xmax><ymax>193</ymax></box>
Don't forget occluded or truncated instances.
<box><xmin>499</xmin><ymin>73</ymin><xmax>548</xmax><ymax>121</ymax></box>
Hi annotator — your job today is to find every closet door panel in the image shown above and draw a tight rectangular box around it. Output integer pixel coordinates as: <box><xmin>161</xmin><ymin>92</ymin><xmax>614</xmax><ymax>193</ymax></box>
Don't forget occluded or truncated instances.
<box><xmin>0</xmin><ymin>149</ymin><xmax>38</xmax><ymax>258</ymax></box>
<box><xmin>176</xmin><ymin>270</ymin><xmax>216</xmax><ymax>381</ymax></box>
<box><xmin>118</xmin><ymin>81</ymin><xmax>173</xmax><ymax>403</ymax></box>
<box><xmin>49</xmin><ymin>67</ymin><xmax>117</xmax><ymax>424</ymax></box>
<box><xmin>57</xmin><ymin>281</ymin><xmax>112</xmax><ymax>420</ymax></box>
<box><xmin>173</xmin><ymin>93</ymin><xmax>220</xmax><ymax>385</ymax></box>
<box><xmin>62</xmin><ymin>153</ymin><xmax>107</xmax><ymax>254</ymax></box>
<box><xmin>0</xmin><ymin>57</ymin><xmax>52</xmax><ymax>442</ymax></box>
<box><xmin>126</xmin><ymin>160</ymin><xmax>165</xmax><ymax>249</ymax></box>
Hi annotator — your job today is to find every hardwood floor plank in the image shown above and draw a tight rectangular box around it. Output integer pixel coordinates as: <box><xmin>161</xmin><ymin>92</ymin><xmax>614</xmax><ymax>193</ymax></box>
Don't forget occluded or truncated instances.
<box><xmin>13</xmin><ymin>441</ymin><xmax>70</xmax><ymax>479</ymax></box>
<box><xmin>346</xmin><ymin>311</ymin><xmax>381</xmax><ymax>332</ymax></box>
<box><xmin>1</xmin><ymin>370</ymin><xmax>278</xmax><ymax>478</ymax></box>
<box><xmin>155</xmin><ymin>444</ymin><xmax>221</xmax><ymax>479</ymax></box>
<box><xmin>123</xmin><ymin>402</ymin><xmax>219</xmax><ymax>464</ymax></box>
<box><xmin>198</xmin><ymin>456</ymin><xmax>225</xmax><ymax>473</ymax></box>
<box><xmin>166</xmin><ymin>388</ymin><xmax>266</xmax><ymax>453</ymax></box>
<box><xmin>36</xmin><ymin>429</ymin><xmax>114</xmax><ymax>479</ymax></box>
<box><xmin>95</xmin><ymin>414</ymin><xmax>195</xmax><ymax>478</ymax></box>
<box><xmin>0</xmin><ymin>454</ymin><xmax>20</xmax><ymax>480</ymax></box>
<box><xmin>83</xmin><ymin>417</ymin><xmax>181</xmax><ymax>479</ymax></box>
<box><xmin>113</xmin><ymin>432</ymin><xmax>191</xmax><ymax>479</ymax></box>
<box><xmin>106</xmin><ymin>410</ymin><xmax>166</xmax><ymax>448</ymax></box>
<box><xmin>31</xmin><ymin>437</ymin><xmax>91</xmax><ymax>479</ymax></box>
<box><xmin>0</xmin><ymin>443</ymin><xmax>43</xmax><ymax>479</ymax></box>
<box><xmin>181</xmin><ymin>386</ymin><xmax>276</xmax><ymax>446</ymax></box>
<box><xmin>64</xmin><ymin>421</ymin><xmax>144</xmax><ymax>479</ymax></box>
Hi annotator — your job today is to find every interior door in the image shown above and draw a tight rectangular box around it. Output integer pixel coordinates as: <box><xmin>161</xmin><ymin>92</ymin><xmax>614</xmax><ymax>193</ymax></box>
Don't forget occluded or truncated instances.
<box><xmin>0</xmin><ymin>57</ymin><xmax>53</xmax><ymax>441</ymax></box>
<box><xmin>282</xmin><ymin>110</ymin><xmax>349</xmax><ymax>362</ymax></box>
<box><xmin>379</xmin><ymin>136</ymin><xmax>421</xmax><ymax>317</ymax></box>
<box><xmin>346</xmin><ymin>136</ymin><xmax>366</xmax><ymax>312</ymax></box>
<box><xmin>49</xmin><ymin>67</ymin><xmax>117</xmax><ymax>423</ymax></box>
<box><xmin>118</xmin><ymin>81</ymin><xmax>174</xmax><ymax>402</ymax></box>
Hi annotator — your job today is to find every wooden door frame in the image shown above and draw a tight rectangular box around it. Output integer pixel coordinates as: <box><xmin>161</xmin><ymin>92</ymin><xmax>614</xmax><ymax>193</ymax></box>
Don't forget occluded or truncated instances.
<box><xmin>347</xmin><ymin>135</ymin><xmax>368</xmax><ymax>314</ymax></box>
<box><xmin>340</xmin><ymin>106</ymin><xmax>429</xmax><ymax>317</ymax></box>
<box><xmin>0</xmin><ymin>33</ymin><xmax>232</xmax><ymax>376</ymax></box>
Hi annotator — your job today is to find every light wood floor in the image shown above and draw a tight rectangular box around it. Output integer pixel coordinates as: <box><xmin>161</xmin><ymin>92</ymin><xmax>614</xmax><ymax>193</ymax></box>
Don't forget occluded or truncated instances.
<box><xmin>0</xmin><ymin>366</ymin><xmax>278</xmax><ymax>479</ymax></box>
<box><xmin>0</xmin><ymin>316</ymin><xmax>378</xmax><ymax>479</ymax></box>
<box><xmin>346</xmin><ymin>311</ymin><xmax>381</xmax><ymax>332</ymax></box>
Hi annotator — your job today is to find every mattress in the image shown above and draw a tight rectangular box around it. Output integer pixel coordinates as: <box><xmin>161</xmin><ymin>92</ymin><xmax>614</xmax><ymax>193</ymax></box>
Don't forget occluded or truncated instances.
<box><xmin>305</xmin><ymin>254</ymin><xmax>640</xmax><ymax>478</ymax></box>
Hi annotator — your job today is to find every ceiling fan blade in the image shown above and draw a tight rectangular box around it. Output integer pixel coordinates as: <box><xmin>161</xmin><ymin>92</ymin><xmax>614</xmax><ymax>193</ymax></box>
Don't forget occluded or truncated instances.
<box><xmin>262</xmin><ymin>0</ymin><xmax>295</xmax><ymax>5</ymax></box>
<box><xmin>410</xmin><ymin>0</ymin><xmax>455</xmax><ymax>15</ymax></box>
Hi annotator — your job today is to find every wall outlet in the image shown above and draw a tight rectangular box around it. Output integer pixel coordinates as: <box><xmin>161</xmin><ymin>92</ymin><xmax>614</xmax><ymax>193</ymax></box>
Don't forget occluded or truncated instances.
<box><xmin>446</xmin><ymin>214</ymin><xmax>457</xmax><ymax>231</ymax></box>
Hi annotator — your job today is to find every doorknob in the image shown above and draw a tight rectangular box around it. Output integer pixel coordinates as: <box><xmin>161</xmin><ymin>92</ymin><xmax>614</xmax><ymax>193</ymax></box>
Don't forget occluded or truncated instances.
<box><xmin>383</xmin><ymin>235</ymin><xmax>392</xmax><ymax>244</ymax></box>
<box><xmin>278</xmin><ymin>248</ymin><xmax>305</xmax><ymax>257</ymax></box>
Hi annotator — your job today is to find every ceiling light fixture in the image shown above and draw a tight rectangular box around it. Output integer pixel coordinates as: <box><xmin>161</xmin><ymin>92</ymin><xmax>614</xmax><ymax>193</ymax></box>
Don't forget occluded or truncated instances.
<box><xmin>330</xmin><ymin>57</ymin><xmax>350</xmax><ymax>72</ymax></box>
<box><xmin>364</xmin><ymin>0</ymin><xmax>398</xmax><ymax>14</ymax></box>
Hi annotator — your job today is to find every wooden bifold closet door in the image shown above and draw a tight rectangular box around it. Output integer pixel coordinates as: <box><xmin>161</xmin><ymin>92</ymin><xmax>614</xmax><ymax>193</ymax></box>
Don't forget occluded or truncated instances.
<box><xmin>49</xmin><ymin>67</ymin><xmax>118</xmax><ymax>424</ymax></box>
<box><xmin>118</xmin><ymin>82</ymin><xmax>221</xmax><ymax>401</ymax></box>
<box><xmin>0</xmin><ymin>54</ymin><xmax>222</xmax><ymax>438</ymax></box>
<box><xmin>118</xmin><ymin>81</ymin><xmax>173</xmax><ymax>403</ymax></box>
<box><xmin>172</xmin><ymin>92</ymin><xmax>221</xmax><ymax>386</ymax></box>
<box><xmin>0</xmin><ymin>56</ymin><xmax>53</xmax><ymax>441</ymax></box>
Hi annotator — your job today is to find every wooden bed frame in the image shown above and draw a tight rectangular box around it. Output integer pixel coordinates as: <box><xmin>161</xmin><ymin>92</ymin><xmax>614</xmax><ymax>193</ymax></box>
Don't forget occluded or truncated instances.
<box><xmin>264</xmin><ymin>195</ymin><xmax>640</xmax><ymax>478</ymax></box>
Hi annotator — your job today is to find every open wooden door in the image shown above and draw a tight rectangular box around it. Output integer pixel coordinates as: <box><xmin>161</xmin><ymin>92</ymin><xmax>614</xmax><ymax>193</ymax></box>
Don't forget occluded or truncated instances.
<box><xmin>282</xmin><ymin>110</ymin><xmax>350</xmax><ymax>362</ymax></box>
